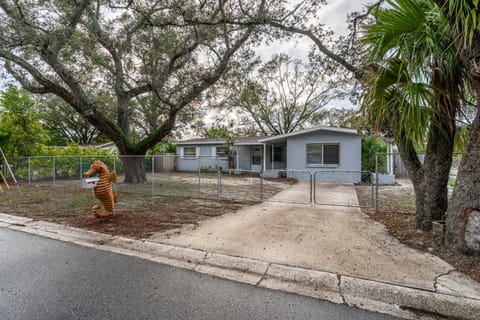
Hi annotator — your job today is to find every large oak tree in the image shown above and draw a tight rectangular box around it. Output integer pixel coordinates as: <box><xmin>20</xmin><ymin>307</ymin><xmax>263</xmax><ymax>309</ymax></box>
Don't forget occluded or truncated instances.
<box><xmin>0</xmin><ymin>0</ymin><xmax>271</xmax><ymax>182</ymax></box>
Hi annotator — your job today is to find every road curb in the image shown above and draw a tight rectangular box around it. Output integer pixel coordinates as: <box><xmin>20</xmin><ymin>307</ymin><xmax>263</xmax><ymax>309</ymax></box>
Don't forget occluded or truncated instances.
<box><xmin>1</xmin><ymin>214</ymin><xmax>479</xmax><ymax>319</ymax></box>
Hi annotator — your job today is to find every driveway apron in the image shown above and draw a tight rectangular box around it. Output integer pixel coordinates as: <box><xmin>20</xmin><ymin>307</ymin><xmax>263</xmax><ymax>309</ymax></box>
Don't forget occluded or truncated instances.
<box><xmin>149</xmin><ymin>182</ymin><xmax>474</xmax><ymax>291</ymax></box>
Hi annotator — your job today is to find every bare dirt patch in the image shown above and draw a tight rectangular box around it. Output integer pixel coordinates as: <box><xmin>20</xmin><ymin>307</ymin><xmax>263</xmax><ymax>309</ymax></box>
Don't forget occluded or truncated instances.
<box><xmin>356</xmin><ymin>183</ymin><xmax>480</xmax><ymax>284</ymax></box>
<box><xmin>0</xmin><ymin>178</ymin><xmax>276</xmax><ymax>239</ymax></box>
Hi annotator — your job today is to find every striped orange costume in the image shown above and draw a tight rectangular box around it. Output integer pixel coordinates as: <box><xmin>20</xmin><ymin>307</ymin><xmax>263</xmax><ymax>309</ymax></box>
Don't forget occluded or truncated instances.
<box><xmin>83</xmin><ymin>160</ymin><xmax>118</xmax><ymax>218</ymax></box>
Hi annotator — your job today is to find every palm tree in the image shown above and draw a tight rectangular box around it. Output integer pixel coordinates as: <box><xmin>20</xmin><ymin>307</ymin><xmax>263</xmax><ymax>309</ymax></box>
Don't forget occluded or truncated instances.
<box><xmin>361</xmin><ymin>0</ymin><xmax>466</xmax><ymax>230</ymax></box>
<box><xmin>432</xmin><ymin>0</ymin><xmax>480</xmax><ymax>254</ymax></box>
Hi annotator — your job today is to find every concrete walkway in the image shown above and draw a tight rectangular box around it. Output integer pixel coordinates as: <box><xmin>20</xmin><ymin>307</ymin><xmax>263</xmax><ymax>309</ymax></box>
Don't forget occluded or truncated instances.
<box><xmin>1</xmin><ymin>183</ymin><xmax>480</xmax><ymax>319</ymax></box>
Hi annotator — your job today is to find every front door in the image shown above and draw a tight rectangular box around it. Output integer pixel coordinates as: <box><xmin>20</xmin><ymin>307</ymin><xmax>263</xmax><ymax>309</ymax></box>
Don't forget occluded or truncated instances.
<box><xmin>251</xmin><ymin>146</ymin><xmax>262</xmax><ymax>171</ymax></box>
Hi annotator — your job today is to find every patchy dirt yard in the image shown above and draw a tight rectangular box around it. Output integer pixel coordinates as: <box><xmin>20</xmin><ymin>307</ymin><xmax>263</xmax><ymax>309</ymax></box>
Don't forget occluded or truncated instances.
<box><xmin>356</xmin><ymin>181</ymin><xmax>480</xmax><ymax>283</ymax></box>
<box><xmin>0</xmin><ymin>173</ymin><xmax>294</xmax><ymax>239</ymax></box>
<box><xmin>0</xmin><ymin>186</ymin><xmax>250</xmax><ymax>239</ymax></box>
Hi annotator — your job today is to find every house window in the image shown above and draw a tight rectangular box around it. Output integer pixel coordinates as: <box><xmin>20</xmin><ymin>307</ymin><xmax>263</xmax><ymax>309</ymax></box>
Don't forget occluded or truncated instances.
<box><xmin>323</xmin><ymin>144</ymin><xmax>340</xmax><ymax>164</ymax></box>
<box><xmin>306</xmin><ymin>144</ymin><xmax>339</xmax><ymax>165</ymax></box>
<box><xmin>251</xmin><ymin>146</ymin><xmax>262</xmax><ymax>165</ymax></box>
<box><xmin>215</xmin><ymin>146</ymin><xmax>228</xmax><ymax>158</ymax></box>
<box><xmin>183</xmin><ymin>146</ymin><xmax>197</xmax><ymax>158</ymax></box>
<box><xmin>273</xmin><ymin>146</ymin><xmax>286</xmax><ymax>162</ymax></box>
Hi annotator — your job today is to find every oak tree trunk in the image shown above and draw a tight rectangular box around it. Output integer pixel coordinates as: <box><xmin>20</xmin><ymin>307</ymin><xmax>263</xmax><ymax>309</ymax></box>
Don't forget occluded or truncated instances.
<box><xmin>442</xmin><ymin>23</ymin><xmax>480</xmax><ymax>254</ymax></box>
<box><xmin>121</xmin><ymin>156</ymin><xmax>147</xmax><ymax>183</ymax></box>
<box><xmin>447</xmin><ymin>109</ymin><xmax>480</xmax><ymax>254</ymax></box>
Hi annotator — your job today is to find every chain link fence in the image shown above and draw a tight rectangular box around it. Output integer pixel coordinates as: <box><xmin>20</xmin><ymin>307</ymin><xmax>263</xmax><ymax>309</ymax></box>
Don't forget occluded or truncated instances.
<box><xmin>4</xmin><ymin>154</ymin><xmax>386</xmax><ymax>207</ymax></box>
<box><xmin>355</xmin><ymin>152</ymin><xmax>464</xmax><ymax>213</ymax></box>
<box><xmin>314</xmin><ymin>171</ymin><xmax>373</xmax><ymax>207</ymax></box>
<box><xmin>4</xmin><ymin>155</ymin><xmax>298</xmax><ymax>203</ymax></box>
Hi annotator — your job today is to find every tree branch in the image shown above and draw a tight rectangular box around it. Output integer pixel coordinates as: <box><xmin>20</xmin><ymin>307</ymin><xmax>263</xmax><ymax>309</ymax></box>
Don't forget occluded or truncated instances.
<box><xmin>266</xmin><ymin>21</ymin><xmax>358</xmax><ymax>76</ymax></box>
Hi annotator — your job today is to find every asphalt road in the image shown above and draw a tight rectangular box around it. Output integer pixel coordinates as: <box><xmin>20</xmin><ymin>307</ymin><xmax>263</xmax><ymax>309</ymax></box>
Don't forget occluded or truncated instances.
<box><xmin>0</xmin><ymin>227</ymin><xmax>399</xmax><ymax>320</ymax></box>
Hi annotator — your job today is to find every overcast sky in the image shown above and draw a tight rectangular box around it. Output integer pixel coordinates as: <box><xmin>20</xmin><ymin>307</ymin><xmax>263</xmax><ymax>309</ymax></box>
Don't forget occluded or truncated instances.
<box><xmin>257</xmin><ymin>0</ymin><xmax>369</xmax><ymax>61</ymax></box>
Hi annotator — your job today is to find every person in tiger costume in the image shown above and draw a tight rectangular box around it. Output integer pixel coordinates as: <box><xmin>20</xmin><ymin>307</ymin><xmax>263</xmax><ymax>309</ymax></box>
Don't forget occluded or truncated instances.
<box><xmin>83</xmin><ymin>160</ymin><xmax>118</xmax><ymax>218</ymax></box>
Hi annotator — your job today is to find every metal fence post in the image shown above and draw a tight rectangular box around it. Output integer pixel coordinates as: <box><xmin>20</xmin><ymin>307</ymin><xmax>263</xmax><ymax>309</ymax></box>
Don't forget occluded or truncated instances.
<box><xmin>28</xmin><ymin>157</ymin><xmax>31</xmax><ymax>184</ymax></box>
<box><xmin>198</xmin><ymin>164</ymin><xmax>201</xmax><ymax>195</ymax></box>
<box><xmin>375</xmin><ymin>153</ymin><xmax>379</xmax><ymax>213</ymax></box>
<box><xmin>53</xmin><ymin>156</ymin><xmax>56</xmax><ymax>186</ymax></box>
<box><xmin>310</xmin><ymin>172</ymin><xmax>314</xmax><ymax>207</ymax></box>
<box><xmin>151</xmin><ymin>155</ymin><xmax>155</xmax><ymax>196</ymax></box>
<box><xmin>79</xmin><ymin>157</ymin><xmax>83</xmax><ymax>180</ymax></box>
<box><xmin>217</xmin><ymin>169</ymin><xmax>222</xmax><ymax>196</ymax></box>
<box><xmin>260</xmin><ymin>171</ymin><xmax>264</xmax><ymax>201</ymax></box>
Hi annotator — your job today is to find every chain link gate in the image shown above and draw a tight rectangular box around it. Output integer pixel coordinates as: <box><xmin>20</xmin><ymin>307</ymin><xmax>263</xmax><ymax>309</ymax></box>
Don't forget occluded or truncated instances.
<box><xmin>313</xmin><ymin>170</ymin><xmax>374</xmax><ymax>208</ymax></box>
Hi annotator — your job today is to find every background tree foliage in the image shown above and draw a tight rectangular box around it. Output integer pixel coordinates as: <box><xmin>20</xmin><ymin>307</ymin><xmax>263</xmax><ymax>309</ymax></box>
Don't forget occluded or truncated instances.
<box><xmin>219</xmin><ymin>54</ymin><xmax>342</xmax><ymax>135</ymax></box>
<box><xmin>0</xmin><ymin>87</ymin><xmax>47</xmax><ymax>157</ymax></box>
<box><xmin>361</xmin><ymin>138</ymin><xmax>387</xmax><ymax>174</ymax></box>
<box><xmin>313</xmin><ymin>107</ymin><xmax>366</xmax><ymax>130</ymax></box>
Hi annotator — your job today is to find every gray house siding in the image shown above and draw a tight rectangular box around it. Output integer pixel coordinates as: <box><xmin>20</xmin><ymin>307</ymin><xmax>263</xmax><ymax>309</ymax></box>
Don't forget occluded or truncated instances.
<box><xmin>175</xmin><ymin>127</ymin><xmax>362</xmax><ymax>182</ymax></box>
<box><xmin>285</xmin><ymin>131</ymin><xmax>362</xmax><ymax>182</ymax></box>
<box><xmin>265</xmin><ymin>145</ymin><xmax>272</xmax><ymax>170</ymax></box>
<box><xmin>236</xmin><ymin>145</ymin><xmax>251</xmax><ymax>171</ymax></box>
<box><xmin>176</xmin><ymin>145</ymin><xmax>198</xmax><ymax>171</ymax></box>
<box><xmin>176</xmin><ymin>144</ymin><xmax>228</xmax><ymax>171</ymax></box>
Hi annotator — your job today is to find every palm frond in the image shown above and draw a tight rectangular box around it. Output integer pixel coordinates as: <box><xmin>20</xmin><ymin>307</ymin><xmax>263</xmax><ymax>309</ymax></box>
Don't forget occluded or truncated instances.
<box><xmin>361</xmin><ymin>0</ymin><xmax>466</xmax><ymax>146</ymax></box>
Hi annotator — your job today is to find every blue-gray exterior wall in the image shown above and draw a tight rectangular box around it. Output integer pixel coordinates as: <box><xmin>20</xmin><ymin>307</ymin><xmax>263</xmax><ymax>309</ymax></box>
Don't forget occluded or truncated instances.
<box><xmin>236</xmin><ymin>145</ymin><xmax>251</xmax><ymax>171</ymax></box>
<box><xmin>285</xmin><ymin>132</ymin><xmax>362</xmax><ymax>182</ymax></box>
<box><xmin>176</xmin><ymin>144</ymin><xmax>228</xmax><ymax>171</ymax></box>
<box><xmin>265</xmin><ymin>145</ymin><xmax>272</xmax><ymax>170</ymax></box>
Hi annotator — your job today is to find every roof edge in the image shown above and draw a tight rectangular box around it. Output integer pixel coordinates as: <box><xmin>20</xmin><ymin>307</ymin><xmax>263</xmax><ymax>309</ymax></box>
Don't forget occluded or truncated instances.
<box><xmin>258</xmin><ymin>126</ymin><xmax>359</xmax><ymax>142</ymax></box>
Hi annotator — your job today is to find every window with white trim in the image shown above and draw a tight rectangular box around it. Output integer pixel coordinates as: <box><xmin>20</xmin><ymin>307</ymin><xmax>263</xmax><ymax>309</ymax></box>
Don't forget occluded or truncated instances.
<box><xmin>306</xmin><ymin>144</ymin><xmax>339</xmax><ymax>165</ymax></box>
<box><xmin>183</xmin><ymin>146</ymin><xmax>197</xmax><ymax>158</ymax></box>
<box><xmin>215</xmin><ymin>146</ymin><xmax>228</xmax><ymax>158</ymax></box>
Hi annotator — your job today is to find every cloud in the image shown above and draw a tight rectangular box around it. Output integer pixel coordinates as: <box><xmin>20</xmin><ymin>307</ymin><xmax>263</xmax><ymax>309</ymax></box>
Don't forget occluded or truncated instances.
<box><xmin>255</xmin><ymin>0</ymin><xmax>368</xmax><ymax>62</ymax></box>
<box><xmin>317</xmin><ymin>1</ymin><xmax>366</xmax><ymax>35</ymax></box>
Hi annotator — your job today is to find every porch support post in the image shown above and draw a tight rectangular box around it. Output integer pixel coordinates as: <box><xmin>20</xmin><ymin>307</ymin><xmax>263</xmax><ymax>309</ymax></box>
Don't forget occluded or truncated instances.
<box><xmin>271</xmin><ymin>143</ymin><xmax>275</xmax><ymax>170</ymax></box>
<box><xmin>236</xmin><ymin>145</ymin><xmax>239</xmax><ymax>170</ymax></box>
<box><xmin>263</xmin><ymin>144</ymin><xmax>266</xmax><ymax>171</ymax></box>
<box><xmin>387</xmin><ymin>143</ymin><xmax>393</xmax><ymax>174</ymax></box>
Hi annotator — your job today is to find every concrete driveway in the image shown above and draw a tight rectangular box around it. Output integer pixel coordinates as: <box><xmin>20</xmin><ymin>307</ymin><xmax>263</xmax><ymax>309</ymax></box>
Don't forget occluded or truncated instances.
<box><xmin>149</xmin><ymin>182</ymin><xmax>480</xmax><ymax>294</ymax></box>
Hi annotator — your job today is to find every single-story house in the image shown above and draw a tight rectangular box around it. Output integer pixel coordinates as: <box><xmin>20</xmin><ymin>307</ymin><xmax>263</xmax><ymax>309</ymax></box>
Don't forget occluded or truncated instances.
<box><xmin>175</xmin><ymin>126</ymin><xmax>363</xmax><ymax>182</ymax></box>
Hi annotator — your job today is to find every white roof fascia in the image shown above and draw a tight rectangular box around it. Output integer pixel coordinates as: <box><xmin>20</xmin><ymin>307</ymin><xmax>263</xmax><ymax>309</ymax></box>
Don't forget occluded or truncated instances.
<box><xmin>175</xmin><ymin>141</ymin><xmax>226</xmax><ymax>145</ymax></box>
<box><xmin>258</xmin><ymin>126</ymin><xmax>359</xmax><ymax>143</ymax></box>
<box><xmin>176</xmin><ymin>140</ymin><xmax>264</xmax><ymax>146</ymax></box>
<box><xmin>234</xmin><ymin>142</ymin><xmax>264</xmax><ymax>146</ymax></box>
